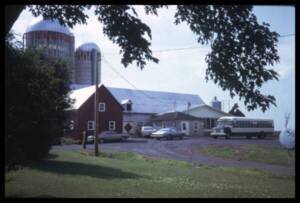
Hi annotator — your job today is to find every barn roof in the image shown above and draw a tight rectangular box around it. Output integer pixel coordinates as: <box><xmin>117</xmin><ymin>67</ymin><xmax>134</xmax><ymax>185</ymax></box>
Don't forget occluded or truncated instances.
<box><xmin>106</xmin><ymin>86</ymin><xmax>204</xmax><ymax>114</ymax></box>
<box><xmin>68</xmin><ymin>84</ymin><xmax>204</xmax><ymax>113</ymax></box>
<box><xmin>68</xmin><ymin>85</ymin><xmax>97</xmax><ymax>110</ymax></box>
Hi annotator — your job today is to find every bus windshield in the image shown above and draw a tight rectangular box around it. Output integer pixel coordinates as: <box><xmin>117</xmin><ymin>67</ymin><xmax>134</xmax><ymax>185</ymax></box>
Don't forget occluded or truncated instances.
<box><xmin>217</xmin><ymin>120</ymin><xmax>233</xmax><ymax>127</ymax></box>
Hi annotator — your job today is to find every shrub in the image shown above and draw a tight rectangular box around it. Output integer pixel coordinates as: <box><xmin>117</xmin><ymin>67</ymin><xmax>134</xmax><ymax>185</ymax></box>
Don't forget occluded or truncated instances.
<box><xmin>5</xmin><ymin>34</ymin><xmax>72</xmax><ymax>169</ymax></box>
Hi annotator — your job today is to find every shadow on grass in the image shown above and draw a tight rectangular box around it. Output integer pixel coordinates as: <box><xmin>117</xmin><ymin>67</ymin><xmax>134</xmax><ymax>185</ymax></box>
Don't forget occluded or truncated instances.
<box><xmin>27</xmin><ymin>159</ymin><xmax>143</xmax><ymax>180</ymax></box>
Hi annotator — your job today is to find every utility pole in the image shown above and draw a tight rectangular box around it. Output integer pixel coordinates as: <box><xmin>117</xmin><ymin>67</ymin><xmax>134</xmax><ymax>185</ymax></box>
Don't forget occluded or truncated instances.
<box><xmin>94</xmin><ymin>49</ymin><xmax>100</xmax><ymax>156</ymax></box>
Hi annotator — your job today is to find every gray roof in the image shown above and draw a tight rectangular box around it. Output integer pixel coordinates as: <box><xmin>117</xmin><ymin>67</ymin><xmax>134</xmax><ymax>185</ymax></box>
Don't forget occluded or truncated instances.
<box><xmin>26</xmin><ymin>19</ymin><xmax>74</xmax><ymax>37</ymax></box>
<box><xmin>76</xmin><ymin>42</ymin><xmax>101</xmax><ymax>53</ymax></box>
<box><xmin>68</xmin><ymin>84</ymin><xmax>204</xmax><ymax>112</ymax></box>
<box><xmin>106</xmin><ymin>86</ymin><xmax>204</xmax><ymax>114</ymax></box>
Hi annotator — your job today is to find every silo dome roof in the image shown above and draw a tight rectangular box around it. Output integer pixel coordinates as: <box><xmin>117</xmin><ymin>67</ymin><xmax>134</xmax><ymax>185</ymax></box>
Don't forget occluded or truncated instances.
<box><xmin>76</xmin><ymin>42</ymin><xmax>100</xmax><ymax>53</ymax></box>
<box><xmin>25</xmin><ymin>19</ymin><xmax>74</xmax><ymax>37</ymax></box>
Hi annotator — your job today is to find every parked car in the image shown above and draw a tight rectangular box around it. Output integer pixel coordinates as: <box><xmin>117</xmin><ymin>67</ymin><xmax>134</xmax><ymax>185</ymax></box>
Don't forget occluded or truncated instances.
<box><xmin>87</xmin><ymin>131</ymin><xmax>129</xmax><ymax>143</ymax></box>
<box><xmin>150</xmin><ymin>128</ymin><xmax>184</xmax><ymax>140</ymax></box>
<box><xmin>141</xmin><ymin>126</ymin><xmax>157</xmax><ymax>138</ymax></box>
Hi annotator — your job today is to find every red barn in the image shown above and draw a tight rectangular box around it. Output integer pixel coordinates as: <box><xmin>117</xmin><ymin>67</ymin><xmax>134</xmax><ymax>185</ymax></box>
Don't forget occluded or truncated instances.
<box><xmin>66</xmin><ymin>84</ymin><xmax>123</xmax><ymax>140</ymax></box>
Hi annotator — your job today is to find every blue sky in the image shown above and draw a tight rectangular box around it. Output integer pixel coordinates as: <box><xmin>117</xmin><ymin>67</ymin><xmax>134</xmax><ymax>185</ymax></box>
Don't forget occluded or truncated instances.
<box><xmin>11</xmin><ymin>5</ymin><xmax>295</xmax><ymax>130</ymax></box>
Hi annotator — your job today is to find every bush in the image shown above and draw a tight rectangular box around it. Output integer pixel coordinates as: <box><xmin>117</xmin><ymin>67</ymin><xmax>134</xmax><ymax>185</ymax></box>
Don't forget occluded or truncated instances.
<box><xmin>5</xmin><ymin>34</ymin><xmax>72</xmax><ymax>169</ymax></box>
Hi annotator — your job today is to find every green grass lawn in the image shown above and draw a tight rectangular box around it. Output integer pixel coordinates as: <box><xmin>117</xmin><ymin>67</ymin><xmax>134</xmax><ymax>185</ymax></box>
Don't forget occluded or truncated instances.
<box><xmin>198</xmin><ymin>144</ymin><xmax>295</xmax><ymax>166</ymax></box>
<box><xmin>5</xmin><ymin>149</ymin><xmax>295</xmax><ymax>198</ymax></box>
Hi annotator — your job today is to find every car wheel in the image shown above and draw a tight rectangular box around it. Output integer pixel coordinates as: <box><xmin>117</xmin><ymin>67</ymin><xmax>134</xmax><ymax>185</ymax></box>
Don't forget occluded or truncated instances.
<box><xmin>212</xmin><ymin>135</ymin><xmax>218</xmax><ymax>139</ymax></box>
<box><xmin>246</xmin><ymin>135</ymin><xmax>252</xmax><ymax>139</ymax></box>
<box><xmin>99</xmin><ymin>139</ymin><xmax>104</xmax><ymax>143</ymax></box>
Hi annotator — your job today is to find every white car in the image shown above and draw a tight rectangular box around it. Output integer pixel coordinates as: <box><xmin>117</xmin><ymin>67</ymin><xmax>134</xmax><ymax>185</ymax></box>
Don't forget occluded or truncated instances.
<box><xmin>150</xmin><ymin>128</ymin><xmax>184</xmax><ymax>140</ymax></box>
<box><xmin>141</xmin><ymin>126</ymin><xmax>157</xmax><ymax>138</ymax></box>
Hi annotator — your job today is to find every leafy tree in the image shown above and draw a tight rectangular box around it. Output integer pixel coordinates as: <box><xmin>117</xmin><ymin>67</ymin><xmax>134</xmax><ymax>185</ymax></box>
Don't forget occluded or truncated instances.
<box><xmin>5</xmin><ymin>5</ymin><xmax>280</xmax><ymax>112</ymax></box>
<box><xmin>5</xmin><ymin>33</ymin><xmax>72</xmax><ymax>168</ymax></box>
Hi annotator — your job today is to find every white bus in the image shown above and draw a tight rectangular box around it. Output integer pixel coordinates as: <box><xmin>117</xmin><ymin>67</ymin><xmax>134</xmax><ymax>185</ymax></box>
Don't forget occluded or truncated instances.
<box><xmin>211</xmin><ymin>116</ymin><xmax>274</xmax><ymax>139</ymax></box>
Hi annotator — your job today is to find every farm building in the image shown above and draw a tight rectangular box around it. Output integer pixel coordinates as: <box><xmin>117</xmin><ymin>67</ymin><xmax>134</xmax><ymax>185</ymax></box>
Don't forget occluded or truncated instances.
<box><xmin>152</xmin><ymin>112</ymin><xmax>204</xmax><ymax>136</ymax></box>
<box><xmin>180</xmin><ymin>104</ymin><xmax>232</xmax><ymax>136</ymax></box>
<box><xmin>106</xmin><ymin>87</ymin><xmax>204</xmax><ymax>135</ymax></box>
<box><xmin>66</xmin><ymin>84</ymin><xmax>123</xmax><ymax>140</ymax></box>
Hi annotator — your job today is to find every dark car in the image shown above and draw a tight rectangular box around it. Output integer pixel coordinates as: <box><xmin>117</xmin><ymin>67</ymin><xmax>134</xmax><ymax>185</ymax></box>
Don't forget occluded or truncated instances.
<box><xmin>150</xmin><ymin>128</ymin><xmax>184</xmax><ymax>140</ymax></box>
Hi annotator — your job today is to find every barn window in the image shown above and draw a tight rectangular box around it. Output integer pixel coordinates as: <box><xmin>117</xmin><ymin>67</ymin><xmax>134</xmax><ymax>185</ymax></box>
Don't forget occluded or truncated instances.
<box><xmin>87</xmin><ymin>121</ymin><xmax>95</xmax><ymax>130</ymax></box>
<box><xmin>99</xmin><ymin>102</ymin><xmax>106</xmax><ymax>112</ymax></box>
<box><xmin>109</xmin><ymin>121</ymin><xmax>116</xmax><ymax>131</ymax></box>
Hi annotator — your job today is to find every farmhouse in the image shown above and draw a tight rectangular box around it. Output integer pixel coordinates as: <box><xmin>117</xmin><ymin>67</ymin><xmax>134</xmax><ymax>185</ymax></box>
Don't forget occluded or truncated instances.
<box><xmin>152</xmin><ymin>112</ymin><xmax>204</xmax><ymax>136</ymax></box>
<box><xmin>180</xmin><ymin>104</ymin><xmax>232</xmax><ymax>136</ymax></box>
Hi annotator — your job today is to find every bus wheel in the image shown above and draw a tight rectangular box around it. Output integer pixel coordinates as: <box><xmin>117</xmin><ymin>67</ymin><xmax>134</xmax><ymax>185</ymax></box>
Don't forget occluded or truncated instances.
<box><xmin>258</xmin><ymin>132</ymin><xmax>265</xmax><ymax>139</ymax></box>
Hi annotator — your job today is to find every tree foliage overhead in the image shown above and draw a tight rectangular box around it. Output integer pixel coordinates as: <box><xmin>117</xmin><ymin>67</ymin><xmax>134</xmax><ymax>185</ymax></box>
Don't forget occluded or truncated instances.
<box><xmin>174</xmin><ymin>5</ymin><xmax>279</xmax><ymax>112</ymax></box>
<box><xmin>7</xmin><ymin>5</ymin><xmax>280</xmax><ymax>112</ymax></box>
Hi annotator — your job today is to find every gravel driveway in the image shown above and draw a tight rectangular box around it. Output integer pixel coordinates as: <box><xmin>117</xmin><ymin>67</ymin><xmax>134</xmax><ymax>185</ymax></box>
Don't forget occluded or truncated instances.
<box><xmin>52</xmin><ymin>136</ymin><xmax>295</xmax><ymax>176</ymax></box>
